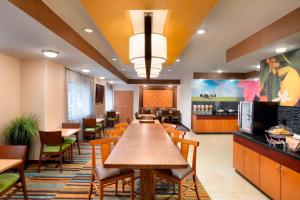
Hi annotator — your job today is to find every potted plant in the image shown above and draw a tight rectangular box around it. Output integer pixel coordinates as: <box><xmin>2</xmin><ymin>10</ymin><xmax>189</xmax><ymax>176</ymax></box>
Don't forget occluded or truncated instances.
<box><xmin>3</xmin><ymin>115</ymin><xmax>39</xmax><ymax>165</ymax></box>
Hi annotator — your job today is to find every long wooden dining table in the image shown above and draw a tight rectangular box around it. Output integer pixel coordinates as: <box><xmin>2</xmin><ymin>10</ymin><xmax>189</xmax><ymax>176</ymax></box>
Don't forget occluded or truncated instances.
<box><xmin>104</xmin><ymin>123</ymin><xmax>188</xmax><ymax>199</ymax></box>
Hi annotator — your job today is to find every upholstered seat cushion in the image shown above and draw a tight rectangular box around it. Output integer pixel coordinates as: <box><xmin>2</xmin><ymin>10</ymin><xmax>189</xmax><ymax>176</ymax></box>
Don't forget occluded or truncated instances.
<box><xmin>108</xmin><ymin>117</ymin><xmax>117</xmax><ymax>121</ymax></box>
<box><xmin>156</xmin><ymin>165</ymin><xmax>193</xmax><ymax>180</ymax></box>
<box><xmin>96</xmin><ymin>123</ymin><xmax>102</xmax><ymax>128</ymax></box>
<box><xmin>64</xmin><ymin>138</ymin><xmax>76</xmax><ymax>144</ymax></box>
<box><xmin>44</xmin><ymin>143</ymin><xmax>71</xmax><ymax>153</ymax></box>
<box><xmin>0</xmin><ymin>173</ymin><xmax>20</xmax><ymax>193</ymax></box>
<box><xmin>94</xmin><ymin>165</ymin><xmax>133</xmax><ymax>181</ymax></box>
<box><xmin>85</xmin><ymin>127</ymin><xmax>99</xmax><ymax>132</ymax></box>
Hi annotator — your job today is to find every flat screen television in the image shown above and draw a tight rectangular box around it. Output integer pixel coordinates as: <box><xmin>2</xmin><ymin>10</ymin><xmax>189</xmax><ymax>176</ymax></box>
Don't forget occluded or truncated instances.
<box><xmin>95</xmin><ymin>84</ymin><xmax>104</xmax><ymax>103</ymax></box>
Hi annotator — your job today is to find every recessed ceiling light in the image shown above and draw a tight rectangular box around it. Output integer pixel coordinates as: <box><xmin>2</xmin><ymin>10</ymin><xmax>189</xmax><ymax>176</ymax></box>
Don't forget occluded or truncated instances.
<box><xmin>81</xmin><ymin>68</ymin><xmax>90</xmax><ymax>73</ymax></box>
<box><xmin>217</xmin><ymin>70</ymin><xmax>222</xmax><ymax>73</ymax></box>
<box><xmin>256</xmin><ymin>65</ymin><xmax>260</xmax><ymax>69</ymax></box>
<box><xmin>197</xmin><ymin>29</ymin><xmax>206</xmax><ymax>35</ymax></box>
<box><xmin>275</xmin><ymin>47</ymin><xmax>287</xmax><ymax>53</ymax></box>
<box><xmin>112</xmin><ymin>58</ymin><xmax>117</xmax><ymax>61</ymax></box>
<box><xmin>99</xmin><ymin>76</ymin><xmax>105</xmax><ymax>80</ymax></box>
<box><xmin>42</xmin><ymin>50</ymin><xmax>58</xmax><ymax>58</ymax></box>
<box><xmin>167</xmin><ymin>69</ymin><xmax>172</xmax><ymax>72</ymax></box>
<box><xmin>175</xmin><ymin>58</ymin><xmax>180</xmax><ymax>62</ymax></box>
<box><xmin>84</xmin><ymin>28</ymin><xmax>94</xmax><ymax>33</ymax></box>
<box><xmin>109</xmin><ymin>81</ymin><xmax>114</xmax><ymax>84</ymax></box>
<box><xmin>168</xmin><ymin>85</ymin><xmax>173</xmax><ymax>87</ymax></box>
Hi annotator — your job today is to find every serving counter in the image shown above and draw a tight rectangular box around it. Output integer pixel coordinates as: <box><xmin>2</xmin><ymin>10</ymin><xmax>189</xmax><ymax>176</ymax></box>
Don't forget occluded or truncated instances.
<box><xmin>233</xmin><ymin>132</ymin><xmax>300</xmax><ymax>200</ymax></box>
<box><xmin>192</xmin><ymin>112</ymin><xmax>238</xmax><ymax>133</ymax></box>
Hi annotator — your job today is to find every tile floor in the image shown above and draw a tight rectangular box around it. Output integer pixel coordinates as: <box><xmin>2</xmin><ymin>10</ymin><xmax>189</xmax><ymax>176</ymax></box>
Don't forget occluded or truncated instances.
<box><xmin>186</xmin><ymin>132</ymin><xmax>270</xmax><ymax>200</ymax></box>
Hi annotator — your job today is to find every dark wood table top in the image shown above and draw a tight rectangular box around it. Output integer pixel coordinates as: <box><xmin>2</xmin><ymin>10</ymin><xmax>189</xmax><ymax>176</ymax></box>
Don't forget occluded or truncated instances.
<box><xmin>104</xmin><ymin>123</ymin><xmax>188</xmax><ymax>169</ymax></box>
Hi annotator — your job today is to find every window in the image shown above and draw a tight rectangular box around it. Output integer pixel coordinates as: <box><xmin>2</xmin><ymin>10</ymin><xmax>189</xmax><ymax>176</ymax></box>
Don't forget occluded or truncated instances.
<box><xmin>66</xmin><ymin>69</ymin><xmax>94</xmax><ymax>121</ymax></box>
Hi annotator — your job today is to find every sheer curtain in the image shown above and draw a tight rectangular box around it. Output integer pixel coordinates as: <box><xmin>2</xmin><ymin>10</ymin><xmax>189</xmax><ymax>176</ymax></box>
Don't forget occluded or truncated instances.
<box><xmin>66</xmin><ymin>69</ymin><xmax>94</xmax><ymax>121</ymax></box>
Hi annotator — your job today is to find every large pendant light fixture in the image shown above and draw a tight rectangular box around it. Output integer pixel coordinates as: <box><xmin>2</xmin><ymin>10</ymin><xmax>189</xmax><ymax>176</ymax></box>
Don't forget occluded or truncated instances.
<box><xmin>129</xmin><ymin>12</ymin><xmax>167</xmax><ymax>78</ymax></box>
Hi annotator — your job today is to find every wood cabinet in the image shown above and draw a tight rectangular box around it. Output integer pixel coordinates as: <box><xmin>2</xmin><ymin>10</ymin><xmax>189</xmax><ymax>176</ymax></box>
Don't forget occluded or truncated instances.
<box><xmin>192</xmin><ymin>115</ymin><xmax>238</xmax><ymax>133</ymax></box>
<box><xmin>234</xmin><ymin>140</ymin><xmax>300</xmax><ymax>200</ymax></box>
<box><xmin>233</xmin><ymin>142</ymin><xmax>245</xmax><ymax>175</ymax></box>
<box><xmin>244</xmin><ymin>148</ymin><xmax>260</xmax><ymax>186</ymax></box>
<box><xmin>260</xmin><ymin>155</ymin><xmax>281</xmax><ymax>200</ymax></box>
<box><xmin>281</xmin><ymin>166</ymin><xmax>300</xmax><ymax>200</ymax></box>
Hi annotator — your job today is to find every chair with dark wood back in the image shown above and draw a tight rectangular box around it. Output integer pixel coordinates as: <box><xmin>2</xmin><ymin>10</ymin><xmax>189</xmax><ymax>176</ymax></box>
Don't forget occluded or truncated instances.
<box><xmin>88</xmin><ymin>138</ymin><xmax>135</xmax><ymax>200</ymax></box>
<box><xmin>155</xmin><ymin>138</ymin><xmax>200</xmax><ymax>199</ymax></box>
<box><xmin>161</xmin><ymin>110</ymin><xmax>171</xmax><ymax>123</ymax></box>
<box><xmin>62</xmin><ymin>122</ymin><xmax>81</xmax><ymax>155</ymax></box>
<box><xmin>38</xmin><ymin>131</ymin><xmax>72</xmax><ymax>173</ymax></box>
<box><xmin>107</xmin><ymin>111</ymin><xmax>118</xmax><ymax>127</ymax></box>
<box><xmin>171</xmin><ymin>110</ymin><xmax>181</xmax><ymax>124</ymax></box>
<box><xmin>0</xmin><ymin>145</ymin><xmax>28</xmax><ymax>199</ymax></box>
<box><xmin>83</xmin><ymin>118</ymin><xmax>101</xmax><ymax>139</ymax></box>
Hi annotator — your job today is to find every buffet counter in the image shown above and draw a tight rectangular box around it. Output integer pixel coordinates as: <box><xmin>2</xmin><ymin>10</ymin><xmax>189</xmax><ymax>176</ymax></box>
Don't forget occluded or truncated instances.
<box><xmin>233</xmin><ymin>132</ymin><xmax>300</xmax><ymax>200</ymax></box>
<box><xmin>192</xmin><ymin>112</ymin><xmax>238</xmax><ymax>133</ymax></box>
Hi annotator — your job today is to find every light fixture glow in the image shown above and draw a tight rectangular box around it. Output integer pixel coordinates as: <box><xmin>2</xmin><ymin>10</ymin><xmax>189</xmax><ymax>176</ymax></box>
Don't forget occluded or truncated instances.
<box><xmin>167</xmin><ymin>69</ymin><xmax>172</xmax><ymax>72</ymax></box>
<box><xmin>217</xmin><ymin>70</ymin><xmax>222</xmax><ymax>74</ymax></box>
<box><xmin>197</xmin><ymin>29</ymin><xmax>206</xmax><ymax>35</ymax></box>
<box><xmin>129</xmin><ymin>33</ymin><xmax>167</xmax><ymax>65</ymax></box>
<box><xmin>254</xmin><ymin>78</ymin><xmax>259</xmax><ymax>81</ymax></box>
<box><xmin>168</xmin><ymin>85</ymin><xmax>173</xmax><ymax>87</ymax></box>
<box><xmin>256</xmin><ymin>65</ymin><xmax>260</xmax><ymax>69</ymax></box>
<box><xmin>109</xmin><ymin>81</ymin><xmax>114</xmax><ymax>84</ymax></box>
<box><xmin>143</xmin><ymin>85</ymin><xmax>147</xmax><ymax>87</ymax></box>
<box><xmin>275</xmin><ymin>47</ymin><xmax>287</xmax><ymax>53</ymax></box>
<box><xmin>81</xmin><ymin>68</ymin><xmax>90</xmax><ymax>73</ymax></box>
<box><xmin>112</xmin><ymin>58</ymin><xmax>117</xmax><ymax>61</ymax></box>
<box><xmin>175</xmin><ymin>58</ymin><xmax>180</xmax><ymax>62</ymax></box>
<box><xmin>99</xmin><ymin>76</ymin><xmax>105</xmax><ymax>80</ymax></box>
<box><xmin>42</xmin><ymin>50</ymin><xmax>58</xmax><ymax>58</ymax></box>
<box><xmin>84</xmin><ymin>28</ymin><xmax>94</xmax><ymax>33</ymax></box>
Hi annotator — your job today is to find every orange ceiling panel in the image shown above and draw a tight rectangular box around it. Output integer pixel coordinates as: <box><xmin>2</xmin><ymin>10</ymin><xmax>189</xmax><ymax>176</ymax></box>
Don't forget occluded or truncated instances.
<box><xmin>80</xmin><ymin>0</ymin><xmax>218</xmax><ymax>66</ymax></box>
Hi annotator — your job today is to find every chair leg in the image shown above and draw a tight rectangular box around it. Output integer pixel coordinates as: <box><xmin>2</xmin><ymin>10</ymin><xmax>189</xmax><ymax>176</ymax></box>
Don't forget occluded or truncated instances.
<box><xmin>193</xmin><ymin>175</ymin><xmax>200</xmax><ymax>200</ymax></box>
<box><xmin>130</xmin><ymin>175</ymin><xmax>135</xmax><ymax>200</ymax></box>
<box><xmin>99</xmin><ymin>182</ymin><xmax>103</xmax><ymax>200</ymax></box>
<box><xmin>60</xmin><ymin>152</ymin><xmax>63</xmax><ymax>173</ymax></box>
<box><xmin>167</xmin><ymin>179</ymin><xmax>170</xmax><ymax>192</ymax></box>
<box><xmin>115</xmin><ymin>180</ymin><xmax>118</xmax><ymax>196</ymax></box>
<box><xmin>88</xmin><ymin>174</ymin><xmax>95</xmax><ymax>200</ymax></box>
<box><xmin>122</xmin><ymin>179</ymin><xmax>125</xmax><ymax>192</ymax></box>
<box><xmin>20</xmin><ymin>168</ymin><xmax>28</xmax><ymax>200</ymax></box>
<box><xmin>178</xmin><ymin>181</ymin><xmax>182</xmax><ymax>200</ymax></box>
<box><xmin>76</xmin><ymin>133</ymin><xmax>81</xmax><ymax>155</ymax></box>
<box><xmin>70</xmin><ymin>147</ymin><xmax>73</xmax><ymax>162</ymax></box>
<box><xmin>38</xmin><ymin>152</ymin><xmax>42</xmax><ymax>173</ymax></box>
<box><xmin>172</xmin><ymin>181</ymin><xmax>175</xmax><ymax>194</ymax></box>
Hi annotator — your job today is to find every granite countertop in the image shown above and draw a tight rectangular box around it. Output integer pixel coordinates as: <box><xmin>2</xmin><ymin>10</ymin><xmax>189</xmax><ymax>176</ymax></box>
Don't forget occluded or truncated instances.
<box><xmin>234</xmin><ymin>131</ymin><xmax>300</xmax><ymax>161</ymax></box>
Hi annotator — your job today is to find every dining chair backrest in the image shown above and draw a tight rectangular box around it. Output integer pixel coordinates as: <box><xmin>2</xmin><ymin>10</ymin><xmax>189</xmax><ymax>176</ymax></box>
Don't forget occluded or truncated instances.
<box><xmin>62</xmin><ymin>122</ymin><xmax>80</xmax><ymax>129</ymax></box>
<box><xmin>83</xmin><ymin>118</ymin><xmax>96</xmax><ymax>128</ymax></box>
<box><xmin>0</xmin><ymin>145</ymin><xmax>27</xmax><ymax>161</ymax></box>
<box><xmin>161</xmin><ymin>110</ymin><xmax>170</xmax><ymax>116</ymax></box>
<box><xmin>172</xmin><ymin>110</ymin><xmax>180</xmax><ymax>116</ymax></box>
<box><xmin>106</xmin><ymin>128</ymin><xmax>122</xmax><ymax>139</ymax></box>
<box><xmin>173</xmin><ymin>138</ymin><xmax>199</xmax><ymax>174</ymax></box>
<box><xmin>39</xmin><ymin>131</ymin><xmax>62</xmax><ymax>146</ymax></box>
<box><xmin>142</xmin><ymin>109</ymin><xmax>152</xmax><ymax>114</ymax></box>
<box><xmin>114</xmin><ymin>123</ymin><xmax>129</xmax><ymax>129</ymax></box>
<box><xmin>89</xmin><ymin>138</ymin><xmax>118</xmax><ymax>166</ymax></box>
<box><xmin>163</xmin><ymin>123</ymin><xmax>177</xmax><ymax>129</ymax></box>
<box><xmin>107</xmin><ymin>111</ymin><xmax>116</xmax><ymax>118</ymax></box>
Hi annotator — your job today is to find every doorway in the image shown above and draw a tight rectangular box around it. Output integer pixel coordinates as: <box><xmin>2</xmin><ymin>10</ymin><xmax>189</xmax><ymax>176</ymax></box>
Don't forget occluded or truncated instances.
<box><xmin>114</xmin><ymin>91</ymin><xmax>134</xmax><ymax>123</ymax></box>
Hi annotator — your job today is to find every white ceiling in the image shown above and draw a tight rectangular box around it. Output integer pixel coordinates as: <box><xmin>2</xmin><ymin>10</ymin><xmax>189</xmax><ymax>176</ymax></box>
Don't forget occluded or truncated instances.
<box><xmin>0</xmin><ymin>0</ymin><xmax>125</xmax><ymax>84</ymax></box>
<box><xmin>1</xmin><ymin>0</ymin><xmax>300</xmax><ymax>82</ymax></box>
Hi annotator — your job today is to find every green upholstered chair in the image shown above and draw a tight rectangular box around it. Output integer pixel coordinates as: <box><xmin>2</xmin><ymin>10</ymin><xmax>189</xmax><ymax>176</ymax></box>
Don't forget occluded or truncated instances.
<box><xmin>38</xmin><ymin>131</ymin><xmax>72</xmax><ymax>173</ymax></box>
<box><xmin>0</xmin><ymin>145</ymin><xmax>28</xmax><ymax>199</ymax></box>
<box><xmin>62</xmin><ymin>122</ymin><xmax>81</xmax><ymax>155</ymax></box>
<box><xmin>106</xmin><ymin>111</ymin><xmax>118</xmax><ymax>127</ymax></box>
<box><xmin>83</xmin><ymin>118</ymin><xmax>101</xmax><ymax>139</ymax></box>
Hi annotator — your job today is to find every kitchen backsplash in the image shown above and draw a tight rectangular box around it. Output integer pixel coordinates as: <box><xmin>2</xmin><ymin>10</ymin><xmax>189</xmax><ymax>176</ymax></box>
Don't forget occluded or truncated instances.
<box><xmin>278</xmin><ymin>106</ymin><xmax>300</xmax><ymax>134</ymax></box>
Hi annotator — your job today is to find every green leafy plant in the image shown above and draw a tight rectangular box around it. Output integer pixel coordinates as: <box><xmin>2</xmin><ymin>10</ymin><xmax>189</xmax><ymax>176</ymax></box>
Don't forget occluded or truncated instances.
<box><xmin>4</xmin><ymin>115</ymin><xmax>39</xmax><ymax>146</ymax></box>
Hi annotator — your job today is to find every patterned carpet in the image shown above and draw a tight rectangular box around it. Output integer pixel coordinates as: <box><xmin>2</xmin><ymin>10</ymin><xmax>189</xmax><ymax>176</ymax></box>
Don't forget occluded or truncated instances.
<box><xmin>3</xmin><ymin>143</ymin><xmax>210</xmax><ymax>200</ymax></box>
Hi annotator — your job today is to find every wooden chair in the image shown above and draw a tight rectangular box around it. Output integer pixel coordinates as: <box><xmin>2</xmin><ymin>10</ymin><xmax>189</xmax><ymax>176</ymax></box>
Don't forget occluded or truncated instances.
<box><xmin>165</xmin><ymin>128</ymin><xmax>186</xmax><ymax>142</ymax></box>
<box><xmin>106</xmin><ymin>111</ymin><xmax>118</xmax><ymax>127</ymax></box>
<box><xmin>105</xmin><ymin>128</ymin><xmax>123</xmax><ymax>139</ymax></box>
<box><xmin>114</xmin><ymin>123</ymin><xmax>129</xmax><ymax>129</ymax></box>
<box><xmin>38</xmin><ymin>131</ymin><xmax>72</xmax><ymax>173</ymax></box>
<box><xmin>88</xmin><ymin>138</ymin><xmax>135</xmax><ymax>200</ymax></box>
<box><xmin>171</xmin><ymin>110</ymin><xmax>181</xmax><ymax>124</ymax></box>
<box><xmin>62</xmin><ymin>122</ymin><xmax>81</xmax><ymax>155</ymax></box>
<box><xmin>0</xmin><ymin>145</ymin><xmax>28</xmax><ymax>199</ymax></box>
<box><xmin>163</xmin><ymin>123</ymin><xmax>177</xmax><ymax>129</ymax></box>
<box><xmin>83</xmin><ymin>118</ymin><xmax>101</xmax><ymax>139</ymax></box>
<box><xmin>155</xmin><ymin>138</ymin><xmax>200</xmax><ymax>200</ymax></box>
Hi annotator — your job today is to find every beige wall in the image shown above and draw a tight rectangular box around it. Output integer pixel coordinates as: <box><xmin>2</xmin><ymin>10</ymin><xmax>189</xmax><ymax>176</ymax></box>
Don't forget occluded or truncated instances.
<box><xmin>0</xmin><ymin>53</ymin><xmax>21</xmax><ymax>144</ymax></box>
